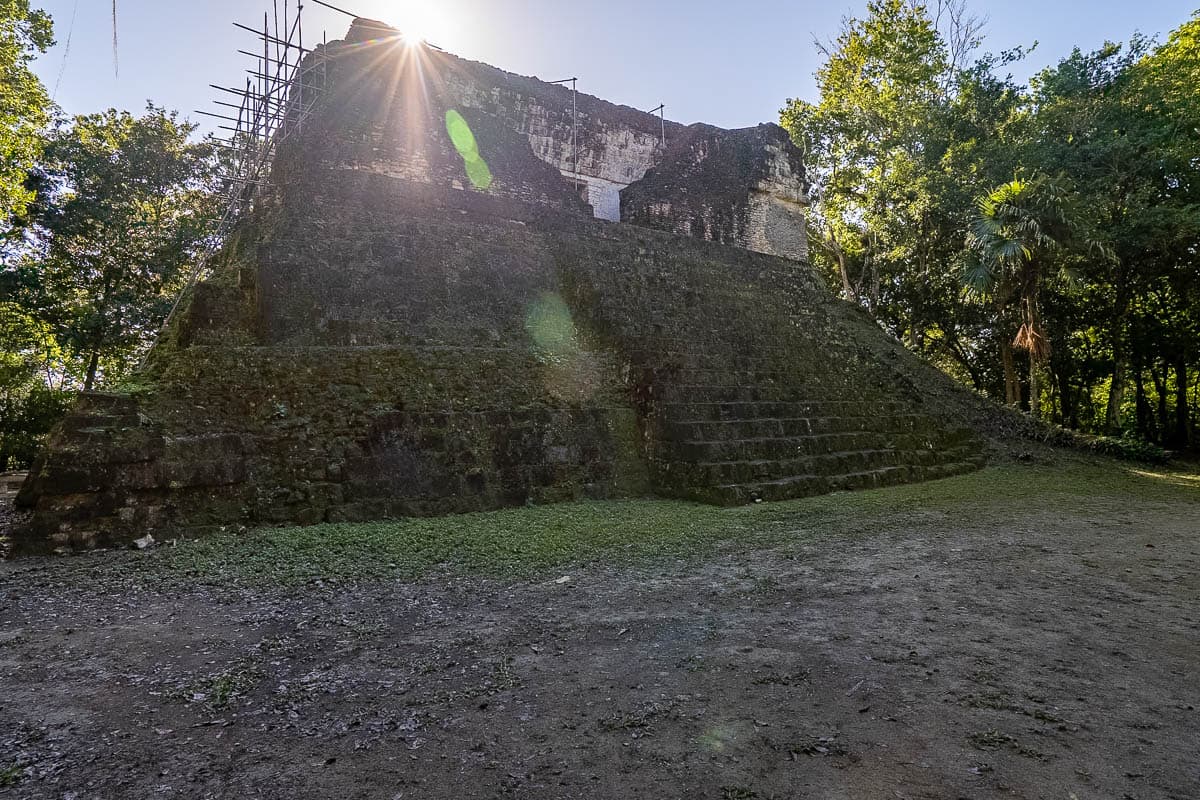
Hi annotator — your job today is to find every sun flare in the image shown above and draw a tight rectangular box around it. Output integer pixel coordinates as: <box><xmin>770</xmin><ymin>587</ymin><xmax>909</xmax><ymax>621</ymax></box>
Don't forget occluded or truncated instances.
<box><xmin>391</xmin><ymin>2</ymin><xmax>444</xmax><ymax>45</ymax></box>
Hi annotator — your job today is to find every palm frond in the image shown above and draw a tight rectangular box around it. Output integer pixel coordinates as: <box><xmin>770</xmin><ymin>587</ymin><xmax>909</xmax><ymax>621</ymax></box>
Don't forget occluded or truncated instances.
<box><xmin>961</xmin><ymin>256</ymin><xmax>996</xmax><ymax>295</ymax></box>
<box><xmin>1013</xmin><ymin>323</ymin><xmax>1051</xmax><ymax>362</ymax></box>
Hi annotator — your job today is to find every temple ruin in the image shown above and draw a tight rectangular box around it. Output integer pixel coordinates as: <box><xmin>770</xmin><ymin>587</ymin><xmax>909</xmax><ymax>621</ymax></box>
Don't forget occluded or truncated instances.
<box><xmin>14</xmin><ymin>19</ymin><xmax>989</xmax><ymax>553</ymax></box>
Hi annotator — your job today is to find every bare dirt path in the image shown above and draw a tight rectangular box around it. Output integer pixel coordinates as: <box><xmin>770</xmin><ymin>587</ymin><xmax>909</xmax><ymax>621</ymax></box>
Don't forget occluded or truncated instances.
<box><xmin>1</xmin><ymin>462</ymin><xmax>1198</xmax><ymax>799</ymax></box>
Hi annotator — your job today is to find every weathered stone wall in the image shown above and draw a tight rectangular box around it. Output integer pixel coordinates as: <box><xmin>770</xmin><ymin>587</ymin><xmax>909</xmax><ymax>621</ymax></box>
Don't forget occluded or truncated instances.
<box><xmin>328</xmin><ymin>18</ymin><xmax>677</xmax><ymax>221</ymax></box>
<box><xmin>286</xmin><ymin>37</ymin><xmax>590</xmax><ymax>218</ymax></box>
<box><xmin>14</xmin><ymin>167</ymin><xmax>984</xmax><ymax>552</ymax></box>
<box><xmin>621</xmin><ymin>124</ymin><xmax>809</xmax><ymax>261</ymax></box>
<box><xmin>325</xmin><ymin>17</ymin><xmax>808</xmax><ymax>249</ymax></box>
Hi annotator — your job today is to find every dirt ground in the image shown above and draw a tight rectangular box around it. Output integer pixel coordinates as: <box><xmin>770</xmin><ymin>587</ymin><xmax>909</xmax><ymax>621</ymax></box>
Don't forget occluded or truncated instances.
<box><xmin>1</xmin><ymin>463</ymin><xmax>1198</xmax><ymax>799</ymax></box>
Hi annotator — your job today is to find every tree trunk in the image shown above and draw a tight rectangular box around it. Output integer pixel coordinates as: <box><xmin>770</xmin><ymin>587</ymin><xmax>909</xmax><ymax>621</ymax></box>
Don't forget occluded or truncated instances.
<box><xmin>1060</xmin><ymin>372</ymin><xmax>1076</xmax><ymax>429</ymax></box>
<box><xmin>1104</xmin><ymin>303</ymin><xmax>1131</xmax><ymax>433</ymax></box>
<box><xmin>1001</xmin><ymin>342</ymin><xmax>1019</xmax><ymax>407</ymax></box>
<box><xmin>1029</xmin><ymin>358</ymin><xmax>1041</xmax><ymax>420</ymax></box>
<box><xmin>1018</xmin><ymin>289</ymin><xmax>1048</xmax><ymax>418</ymax></box>
<box><xmin>1193</xmin><ymin>370</ymin><xmax>1200</xmax><ymax>446</ymax></box>
<box><xmin>1135</xmin><ymin>364</ymin><xmax>1154</xmax><ymax>441</ymax></box>
<box><xmin>1106</xmin><ymin>356</ymin><xmax>1127</xmax><ymax>434</ymax></box>
<box><xmin>84</xmin><ymin>349</ymin><xmax>101</xmax><ymax>392</ymax></box>
<box><xmin>1174</xmin><ymin>356</ymin><xmax>1190</xmax><ymax>448</ymax></box>
<box><xmin>908</xmin><ymin>323</ymin><xmax>925</xmax><ymax>353</ymax></box>
<box><xmin>867</xmin><ymin>256</ymin><xmax>881</xmax><ymax>312</ymax></box>
<box><xmin>1151</xmin><ymin>364</ymin><xmax>1168</xmax><ymax>444</ymax></box>
<box><xmin>1047</xmin><ymin>366</ymin><xmax>1060</xmax><ymax>424</ymax></box>
<box><xmin>831</xmin><ymin>231</ymin><xmax>854</xmax><ymax>303</ymax></box>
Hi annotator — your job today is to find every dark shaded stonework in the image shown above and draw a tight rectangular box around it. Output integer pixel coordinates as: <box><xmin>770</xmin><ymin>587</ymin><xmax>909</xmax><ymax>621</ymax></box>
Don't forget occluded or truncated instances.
<box><xmin>13</xmin><ymin>20</ymin><xmax>989</xmax><ymax>553</ymax></box>
<box><xmin>622</xmin><ymin>124</ymin><xmax>810</xmax><ymax>261</ymax></box>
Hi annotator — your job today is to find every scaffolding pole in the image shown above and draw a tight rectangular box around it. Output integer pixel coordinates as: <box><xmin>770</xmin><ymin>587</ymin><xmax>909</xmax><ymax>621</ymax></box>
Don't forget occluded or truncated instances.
<box><xmin>551</xmin><ymin>77</ymin><xmax>580</xmax><ymax>189</ymax></box>
<box><xmin>142</xmin><ymin>0</ymin><xmax>327</xmax><ymax>368</ymax></box>
<box><xmin>648</xmin><ymin>104</ymin><xmax>666</xmax><ymax>148</ymax></box>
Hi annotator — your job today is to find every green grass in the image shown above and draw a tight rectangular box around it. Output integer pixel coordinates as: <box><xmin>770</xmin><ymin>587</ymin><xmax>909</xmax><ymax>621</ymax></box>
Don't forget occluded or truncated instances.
<box><xmin>0</xmin><ymin>764</ymin><xmax>21</xmax><ymax>788</ymax></box>
<box><xmin>152</xmin><ymin>459</ymin><xmax>1199</xmax><ymax>587</ymax></box>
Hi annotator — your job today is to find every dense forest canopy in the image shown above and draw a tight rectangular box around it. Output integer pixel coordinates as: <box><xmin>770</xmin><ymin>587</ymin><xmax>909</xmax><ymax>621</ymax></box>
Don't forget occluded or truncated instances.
<box><xmin>783</xmin><ymin>0</ymin><xmax>1199</xmax><ymax>447</ymax></box>
<box><xmin>0</xmin><ymin>0</ymin><xmax>1198</xmax><ymax>470</ymax></box>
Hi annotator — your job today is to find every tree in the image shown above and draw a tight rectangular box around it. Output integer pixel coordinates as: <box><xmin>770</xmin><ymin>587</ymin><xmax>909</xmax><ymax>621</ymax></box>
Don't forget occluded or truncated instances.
<box><xmin>782</xmin><ymin>0</ymin><xmax>952</xmax><ymax>311</ymax></box>
<box><xmin>783</xmin><ymin>4</ymin><xmax>1199</xmax><ymax>446</ymax></box>
<box><xmin>8</xmin><ymin>106</ymin><xmax>217</xmax><ymax>390</ymax></box>
<box><xmin>0</xmin><ymin>0</ymin><xmax>53</xmax><ymax>225</ymax></box>
<box><xmin>782</xmin><ymin>0</ymin><xmax>1027</xmax><ymax>390</ymax></box>
<box><xmin>1119</xmin><ymin>14</ymin><xmax>1200</xmax><ymax>445</ymax></box>
<box><xmin>0</xmin><ymin>297</ymin><xmax>72</xmax><ymax>470</ymax></box>
<box><xmin>1022</xmin><ymin>19</ymin><xmax>1200</xmax><ymax>435</ymax></box>
<box><xmin>963</xmin><ymin>175</ymin><xmax>1107</xmax><ymax>417</ymax></box>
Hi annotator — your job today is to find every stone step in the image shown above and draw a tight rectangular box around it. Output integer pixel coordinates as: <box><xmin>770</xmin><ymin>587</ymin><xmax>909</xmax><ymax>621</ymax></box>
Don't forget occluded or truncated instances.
<box><xmin>656</xmin><ymin>431</ymin><xmax>948</xmax><ymax>462</ymax></box>
<box><xmin>58</xmin><ymin>413</ymin><xmax>143</xmax><ymax>434</ymax></box>
<box><xmin>72</xmin><ymin>392</ymin><xmax>139</xmax><ymax>416</ymax></box>
<box><xmin>654</xmin><ymin>384</ymin><xmax>824</xmax><ymax>403</ymax></box>
<box><xmin>623</xmin><ymin>349</ymin><xmax>800</xmax><ymax>370</ymax></box>
<box><xmin>655</xmin><ymin>399</ymin><xmax>916</xmax><ymax>422</ymax></box>
<box><xmin>658</xmin><ymin>411</ymin><xmax>940</xmax><ymax>438</ymax></box>
<box><xmin>0</xmin><ymin>472</ymin><xmax>28</xmax><ymax>498</ymax></box>
<box><xmin>654</xmin><ymin>445</ymin><xmax>983</xmax><ymax>488</ymax></box>
<box><xmin>666</xmin><ymin>368</ymin><xmax>791</xmax><ymax>384</ymax></box>
<box><xmin>653</xmin><ymin>448</ymin><xmax>904</xmax><ymax>487</ymax></box>
<box><xmin>687</xmin><ymin>459</ymin><xmax>986</xmax><ymax>506</ymax></box>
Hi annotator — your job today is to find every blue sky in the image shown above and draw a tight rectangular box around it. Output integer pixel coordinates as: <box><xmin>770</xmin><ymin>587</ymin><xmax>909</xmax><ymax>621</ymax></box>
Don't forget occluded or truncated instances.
<box><xmin>31</xmin><ymin>0</ymin><xmax>1199</xmax><ymax>132</ymax></box>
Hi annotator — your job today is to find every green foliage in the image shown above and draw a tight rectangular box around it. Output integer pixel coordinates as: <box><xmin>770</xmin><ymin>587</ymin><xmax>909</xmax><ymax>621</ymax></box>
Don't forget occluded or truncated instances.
<box><xmin>783</xmin><ymin>4</ymin><xmax>1200</xmax><ymax>449</ymax></box>
<box><xmin>965</xmin><ymin>174</ymin><xmax>1105</xmax><ymax>371</ymax></box>
<box><xmin>1083</xmin><ymin>435</ymin><xmax>1171</xmax><ymax>465</ymax></box>
<box><xmin>6</xmin><ymin>106</ymin><xmax>218</xmax><ymax>390</ymax></box>
<box><xmin>0</xmin><ymin>299</ymin><xmax>72</xmax><ymax>468</ymax></box>
<box><xmin>1</xmin><ymin>104</ymin><xmax>217</xmax><ymax>462</ymax></box>
<box><xmin>0</xmin><ymin>0</ymin><xmax>53</xmax><ymax>225</ymax></box>
<box><xmin>0</xmin><ymin>763</ymin><xmax>21</xmax><ymax>788</ymax></box>
<box><xmin>0</xmin><ymin>381</ymin><xmax>70</xmax><ymax>470</ymax></box>
<box><xmin>782</xmin><ymin>0</ymin><xmax>1028</xmax><ymax>386</ymax></box>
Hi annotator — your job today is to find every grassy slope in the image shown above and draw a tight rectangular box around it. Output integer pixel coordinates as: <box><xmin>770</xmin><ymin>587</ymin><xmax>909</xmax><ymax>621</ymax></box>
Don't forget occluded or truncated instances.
<box><xmin>145</xmin><ymin>456</ymin><xmax>1199</xmax><ymax>586</ymax></box>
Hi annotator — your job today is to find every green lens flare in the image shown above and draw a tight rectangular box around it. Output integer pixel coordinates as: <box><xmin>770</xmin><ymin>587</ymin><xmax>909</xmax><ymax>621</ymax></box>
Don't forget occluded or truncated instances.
<box><xmin>445</xmin><ymin>109</ymin><xmax>479</xmax><ymax>158</ymax></box>
<box><xmin>445</xmin><ymin>109</ymin><xmax>493</xmax><ymax>190</ymax></box>
<box><xmin>525</xmin><ymin>293</ymin><xmax>600</xmax><ymax>402</ymax></box>
<box><xmin>525</xmin><ymin>293</ymin><xmax>578</xmax><ymax>356</ymax></box>
<box><xmin>464</xmin><ymin>158</ymin><xmax>493</xmax><ymax>191</ymax></box>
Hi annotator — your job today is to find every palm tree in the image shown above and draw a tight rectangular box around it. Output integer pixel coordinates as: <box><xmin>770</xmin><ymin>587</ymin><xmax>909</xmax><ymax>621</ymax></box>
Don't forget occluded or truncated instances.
<box><xmin>964</xmin><ymin>176</ymin><xmax>1101</xmax><ymax>418</ymax></box>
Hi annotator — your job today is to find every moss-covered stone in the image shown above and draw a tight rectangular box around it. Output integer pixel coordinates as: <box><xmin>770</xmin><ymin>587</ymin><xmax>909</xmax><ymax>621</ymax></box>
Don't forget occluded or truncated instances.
<box><xmin>11</xmin><ymin>23</ymin><xmax>995</xmax><ymax>555</ymax></box>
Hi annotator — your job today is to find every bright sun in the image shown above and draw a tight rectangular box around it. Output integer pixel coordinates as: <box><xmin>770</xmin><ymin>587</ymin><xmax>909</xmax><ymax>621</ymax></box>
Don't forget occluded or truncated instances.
<box><xmin>391</xmin><ymin>2</ymin><xmax>443</xmax><ymax>45</ymax></box>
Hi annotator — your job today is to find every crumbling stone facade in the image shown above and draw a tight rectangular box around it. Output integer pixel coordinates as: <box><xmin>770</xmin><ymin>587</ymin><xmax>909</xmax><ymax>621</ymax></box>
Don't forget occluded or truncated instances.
<box><xmin>622</xmin><ymin>123</ymin><xmax>810</xmax><ymax>262</ymax></box>
<box><xmin>333</xmin><ymin>18</ymin><xmax>808</xmax><ymax>247</ymax></box>
<box><xmin>13</xmin><ymin>20</ymin><xmax>988</xmax><ymax>553</ymax></box>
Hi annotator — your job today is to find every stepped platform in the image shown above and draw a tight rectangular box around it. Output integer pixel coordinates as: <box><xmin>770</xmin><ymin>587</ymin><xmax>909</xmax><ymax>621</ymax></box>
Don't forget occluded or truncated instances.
<box><xmin>14</xmin><ymin>193</ymin><xmax>991</xmax><ymax>552</ymax></box>
<box><xmin>11</xmin><ymin>21</ymin><xmax>997</xmax><ymax>553</ymax></box>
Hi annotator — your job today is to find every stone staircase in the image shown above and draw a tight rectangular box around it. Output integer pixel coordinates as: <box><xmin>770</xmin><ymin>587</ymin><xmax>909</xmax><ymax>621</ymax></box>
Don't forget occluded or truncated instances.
<box><xmin>556</xmin><ymin>237</ymin><xmax>988</xmax><ymax>506</ymax></box>
<box><xmin>644</xmin><ymin>382</ymin><xmax>984</xmax><ymax>506</ymax></box>
<box><xmin>15</xmin><ymin>392</ymin><xmax>255</xmax><ymax>552</ymax></box>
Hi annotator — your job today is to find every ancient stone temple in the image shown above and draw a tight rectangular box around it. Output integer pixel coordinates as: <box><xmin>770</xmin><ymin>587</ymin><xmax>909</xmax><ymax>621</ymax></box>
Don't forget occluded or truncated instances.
<box><xmin>14</xmin><ymin>19</ymin><xmax>988</xmax><ymax>553</ymax></box>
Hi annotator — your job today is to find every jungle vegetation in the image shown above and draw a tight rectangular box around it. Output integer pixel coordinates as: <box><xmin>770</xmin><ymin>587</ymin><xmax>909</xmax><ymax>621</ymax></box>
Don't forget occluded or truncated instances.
<box><xmin>783</xmin><ymin>0</ymin><xmax>1199</xmax><ymax>449</ymax></box>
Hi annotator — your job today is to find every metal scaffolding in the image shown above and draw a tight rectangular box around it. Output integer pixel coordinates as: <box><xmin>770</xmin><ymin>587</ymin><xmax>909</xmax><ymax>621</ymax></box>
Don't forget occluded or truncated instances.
<box><xmin>206</xmin><ymin>0</ymin><xmax>326</xmax><ymax>223</ymax></box>
<box><xmin>144</xmin><ymin>0</ymin><xmax>327</xmax><ymax>366</ymax></box>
